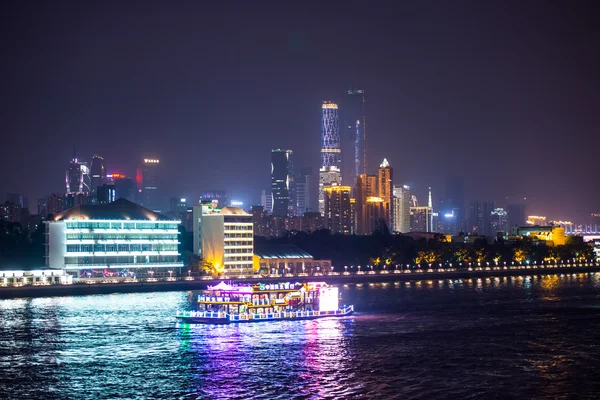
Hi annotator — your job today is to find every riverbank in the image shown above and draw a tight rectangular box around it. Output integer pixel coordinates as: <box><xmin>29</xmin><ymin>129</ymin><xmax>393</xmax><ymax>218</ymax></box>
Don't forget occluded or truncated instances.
<box><xmin>1</xmin><ymin>264</ymin><xmax>599</xmax><ymax>299</ymax></box>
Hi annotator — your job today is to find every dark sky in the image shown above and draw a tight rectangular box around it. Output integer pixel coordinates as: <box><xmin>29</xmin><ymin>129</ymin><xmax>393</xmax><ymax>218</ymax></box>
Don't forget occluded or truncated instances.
<box><xmin>1</xmin><ymin>0</ymin><xmax>599</xmax><ymax>221</ymax></box>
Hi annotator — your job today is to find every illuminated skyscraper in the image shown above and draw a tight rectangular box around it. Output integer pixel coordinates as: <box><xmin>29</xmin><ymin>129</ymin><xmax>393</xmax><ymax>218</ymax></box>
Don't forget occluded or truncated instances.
<box><xmin>345</xmin><ymin>87</ymin><xmax>366</xmax><ymax>188</ymax></box>
<box><xmin>271</xmin><ymin>149</ymin><xmax>295</xmax><ymax>217</ymax></box>
<box><xmin>354</xmin><ymin>174</ymin><xmax>378</xmax><ymax>234</ymax></box>
<box><xmin>377</xmin><ymin>158</ymin><xmax>393</xmax><ymax>230</ymax></box>
<box><xmin>137</xmin><ymin>158</ymin><xmax>161</xmax><ymax>212</ymax></box>
<box><xmin>66</xmin><ymin>156</ymin><xmax>82</xmax><ymax>194</ymax></box>
<box><xmin>319</xmin><ymin>102</ymin><xmax>341</xmax><ymax>215</ymax></box>
<box><xmin>90</xmin><ymin>155</ymin><xmax>106</xmax><ymax>194</ymax></box>
<box><xmin>410</xmin><ymin>206</ymin><xmax>433</xmax><ymax>232</ymax></box>
<box><xmin>324</xmin><ymin>186</ymin><xmax>352</xmax><ymax>234</ymax></box>
<box><xmin>393</xmin><ymin>185</ymin><xmax>410</xmax><ymax>233</ymax></box>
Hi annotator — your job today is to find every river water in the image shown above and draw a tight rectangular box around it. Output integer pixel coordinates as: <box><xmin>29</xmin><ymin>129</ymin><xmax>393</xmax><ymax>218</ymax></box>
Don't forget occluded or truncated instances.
<box><xmin>1</xmin><ymin>273</ymin><xmax>599</xmax><ymax>399</ymax></box>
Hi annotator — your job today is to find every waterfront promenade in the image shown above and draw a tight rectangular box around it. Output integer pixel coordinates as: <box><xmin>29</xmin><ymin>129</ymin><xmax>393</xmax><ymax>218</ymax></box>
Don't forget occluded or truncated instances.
<box><xmin>0</xmin><ymin>262</ymin><xmax>599</xmax><ymax>298</ymax></box>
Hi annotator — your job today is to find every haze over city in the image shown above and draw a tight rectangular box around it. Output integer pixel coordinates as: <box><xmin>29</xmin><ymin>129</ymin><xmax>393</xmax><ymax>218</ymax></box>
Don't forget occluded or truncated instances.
<box><xmin>1</xmin><ymin>1</ymin><xmax>599</xmax><ymax>221</ymax></box>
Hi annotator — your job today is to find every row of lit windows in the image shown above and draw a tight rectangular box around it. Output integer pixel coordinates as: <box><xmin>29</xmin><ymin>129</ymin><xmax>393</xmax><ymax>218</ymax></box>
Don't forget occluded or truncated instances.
<box><xmin>66</xmin><ymin>221</ymin><xmax>179</xmax><ymax>230</ymax></box>
<box><xmin>66</xmin><ymin>233</ymin><xmax>178</xmax><ymax>240</ymax></box>
<box><xmin>224</xmin><ymin>255</ymin><xmax>252</xmax><ymax>261</ymax></box>
<box><xmin>224</xmin><ymin>264</ymin><xmax>253</xmax><ymax>270</ymax></box>
<box><xmin>66</xmin><ymin>244</ymin><xmax>178</xmax><ymax>253</ymax></box>
<box><xmin>224</xmin><ymin>233</ymin><xmax>252</xmax><ymax>238</ymax></box>
<box><xmin>224</xmin><ymin>248</ymin><xmax>254</xmax><ymax>254</ymax></box>
<box><xmin>65</xmin><ymin>255</ymin><xmax>179</xmax><ymax>265</ymax></box>
<box><xmin>223</xmin><ymin>225</ymin><xmax>252</xmax><ymax>231</ymax></box>
<box><xmin>224</xmin><ymin>240</ymin><xmax>253</xmax><ymax>246</ymax></box>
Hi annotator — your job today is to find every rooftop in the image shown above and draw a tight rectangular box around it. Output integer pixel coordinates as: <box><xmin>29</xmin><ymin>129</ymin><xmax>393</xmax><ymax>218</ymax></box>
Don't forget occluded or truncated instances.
<box><xmin>254</xmin><ymin>244</ymin><xmax>313</xmax><ymax>259</ymax></box>
<box><xmin>219</xmin><ymin>207</ymin><xmax>250</xmax><ymax>216</ymax></box>
<box><xmin>52</xmin><ymin>199</ymin><xmax>174</xmax><ymax>222</ymax></box>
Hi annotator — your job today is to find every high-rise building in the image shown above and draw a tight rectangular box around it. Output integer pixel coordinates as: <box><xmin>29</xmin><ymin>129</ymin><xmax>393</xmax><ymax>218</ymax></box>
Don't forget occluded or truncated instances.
<box><xmin>345</xmin><ymin>87</ymin><xmax>366</xmax><ymax>189</ymax></box>
<box><xmin>324</xmin><ymin>186</ymin><xmax>352</xmax><ymax>234</ymax></box>
<box><xmin>491</xmin><ymin>208</ymin><xmax>508</xmax><ymax>234</ymax></box>
<box><xmin>295</xmin><ymin>166</ymin><xmax>312</xmax><ymax>215</ymax></box>
<box><xmin>79</xmin><ymin>162</ymin><xmax>91</xmax><ymax>193</ymax></box>
<box><xmin>6</xmin><ymin>193</ymin><xmax>28</xmax><ymax>210</ymax></box>
<box><xmin>46</xmin><ymin>193</ymin><xmax>66</xmax><ymax>216</ymax></box>
<box><xmin>444</xmin><ymin>177</ymin><xmax>465</xmax><ymax>233</ymax></box>
<box><xmin>271</xmin><ymin>149</ymin><xmax>295</xmax><ymax>217</ymax></box>
<box><xmin>38</xmin><ymin>197</ymin><xmax>48</xmax><ymax>217</ymax></box>
<box><xmin>0</xmin><ymin>201</ymin><xmax>21</xmax><ymax>223</ymax></box>
<box><xmin>410</xmin><ymin>206</ymin><xmax>433</xmax><ymax>232</ymax></box>
<box><xmin>96</xmin><ymin>184</ymin><xmax>117</xmax><ymax>204</ymax></box>
<box><xmin>90</xmin><ymin>155</ymin><xmax>106</xmax><ymax>194</ymax></box>
<box><xmin>377</xmin><ymin>159</ymin><xmax>393</xmax><ymax>230</ymax></box>
<box><xmin>507</xmin><ymin>203</ymin><xmax>527</xmax><ymax>228</ymax></box>
<box><xmin>193</xmin><ymin>206</ymin><xmax>254</xmax><ymax>276</ymax></box>
<box><xmin>319</xmin><ymin>102</ymin><xmax>342</xmax><ymax>215</ymax></box>
<box><xmin>66</xmin><ymin>156</ymin><xmax>82</xmax><ymax>194</ymax></box>
<box><xmin>137</xmin><ymin>158</ymin><xmax>160</xmax><ymax>212</ymax></box>
<box><xmin>354</xmin><ymin>174</ymin><xmax>378</xmax><ymax>234</ymax></box>
<box><xmin>108</xmin><ymin>174</ymin><xmax>135</xmax><ymax>202</ymax></box>
<box><xmin>467</xmin><ymin>200</ymin><xmax>496</xmax><ymax>235</ymax></box>
<box><xmin>169</xmin><ymin>197</ymin><xmax>188</xmax><ymax>213</ymax></box>
<box><xmin>260</xmin><ymin>189</ymin><xmax>272</xmax><ymax>215</ymax></box>
<box><xmin>393</xmin><ymin>185</ymin><xmax>410</xmax><ymax>233</ymax></box>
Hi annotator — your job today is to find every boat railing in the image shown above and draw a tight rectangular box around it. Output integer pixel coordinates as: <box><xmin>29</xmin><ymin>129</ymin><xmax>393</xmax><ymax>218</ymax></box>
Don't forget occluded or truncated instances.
<box><xmin>177</xmin><ymin>305</ymin><xmax>354</xmax><ymax>321</ymax></box>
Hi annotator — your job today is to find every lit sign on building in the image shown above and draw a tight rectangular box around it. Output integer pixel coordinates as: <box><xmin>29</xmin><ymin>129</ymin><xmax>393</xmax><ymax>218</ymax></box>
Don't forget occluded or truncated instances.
<box><xmin>144</xmin><ymin>159</ymin><xmax>160</xmax><ymax>164</ymax></box>
<box><xmin>230</xmin><ymin>200</ymin><xmax>244</xmax><ymax>206</ymax></box>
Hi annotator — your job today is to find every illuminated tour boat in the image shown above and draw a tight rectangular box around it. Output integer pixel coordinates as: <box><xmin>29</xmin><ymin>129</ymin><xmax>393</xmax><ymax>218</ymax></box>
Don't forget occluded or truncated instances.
<box><xmin>176</xmin><ymin>281</ymin><xmax>354</xmax><ymax>323</ymax></box>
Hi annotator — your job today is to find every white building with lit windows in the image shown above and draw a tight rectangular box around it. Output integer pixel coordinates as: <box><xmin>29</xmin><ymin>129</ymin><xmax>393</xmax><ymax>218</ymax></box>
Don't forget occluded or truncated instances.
<box><xmin>194</xmin><ymin>206</ymin><xmax>254</xmax><ymax>276</ymax></box>
<box><xmin>46</xmin><ymin>199</ymin><xmax>183</xmax><ymax>277</ymax></box>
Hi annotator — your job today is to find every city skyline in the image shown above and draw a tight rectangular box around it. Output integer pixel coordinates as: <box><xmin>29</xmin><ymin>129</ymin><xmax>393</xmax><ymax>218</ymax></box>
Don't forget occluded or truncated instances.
<box><xmin>1</xmin><ymin>2</ymin><xmax>599</xmax><ymax>221</ymax></box>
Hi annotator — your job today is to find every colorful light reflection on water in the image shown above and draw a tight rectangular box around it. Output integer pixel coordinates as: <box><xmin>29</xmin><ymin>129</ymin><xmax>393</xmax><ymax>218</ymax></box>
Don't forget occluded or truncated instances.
<box><xmin>1</xmin><ymin>273</ymin><xmax>600</xmax><ymax>399</ymax></box>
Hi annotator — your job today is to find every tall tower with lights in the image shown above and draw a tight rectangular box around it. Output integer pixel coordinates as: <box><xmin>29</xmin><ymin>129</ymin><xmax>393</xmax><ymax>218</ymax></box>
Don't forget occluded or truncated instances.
<box><xmin>319</xmin><ymin>101</ymin><xmax>342</xmax><ymax>215</ymax></box>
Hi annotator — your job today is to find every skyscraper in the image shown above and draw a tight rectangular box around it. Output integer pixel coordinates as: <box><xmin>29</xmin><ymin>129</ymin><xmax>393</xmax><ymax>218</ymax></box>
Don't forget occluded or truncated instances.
<box><xmin>137</xmin><ymin>158</ymin><xmax>160</xmax><ymax>212</ymax></box>
<box><xmin>66</xmin><ymin>156</ymin><xmax>82</xmax><ymax>194</ymax></box>
<box><xmin>90</xmin><ymin>155</ymin><xmax>106</xmax><ymax>194</ymax></box>
<box><xmin>410</xmin><ymin>206</ymin><xmax>433</xmax><ymax>232</ymax></box>
<box><xmin>393</xmin><ymin>185</ymin><xmax>410</xmax><ymax>233</ymax></box>
<box><xmin>507</xmin><ymin>203</ymin><xmax>527</xmax><ymax>228</ymax></box>
<box><xmin>324</xmin><ymin>186</ymin><xmax>352</xmax><ymax>234</ymax></box>
<box><xmin>467</xmin><ymin>200</ymin><xmax>496</xmax><ymax>235</ymax></box>
<box><xmin>378</xmin><ymin>158</ymin><xmax>393</xmax><ymax>230</ymax></box>
<box><xmin>295</xmin><ymin>167</ymin><xmax>311</xmax><ymax>215</ymax></box>
<box><xmin>354</xmin><ymin>173</ymin><xmax>378</xmax><ymax>234</ymax></box>
<box><xmin>260</xmin><ymin>189</ymin><xmax>272</xmax><ymax>214</ymax></box>
<box><xmin>444</xmin><ymin>177</ymin><xmax>465</xmax><ymax>233</ymax></box>
<box><xmin>319</xmin><ymin>102</ymin><xmax>342</xmax><ymax>215</ymax></box>
<box><xmin>271</xmin><ymin>149</ymin><xmax>294</xmax><ymax>217</ymax></box>
<box><xmin>345</xmin><ymin>87</ymin><xmax>366</xmax><ymax>188</ymax></box>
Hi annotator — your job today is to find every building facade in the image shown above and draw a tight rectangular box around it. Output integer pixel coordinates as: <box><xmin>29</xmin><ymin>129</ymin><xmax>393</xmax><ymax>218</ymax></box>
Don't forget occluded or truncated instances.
<box><xmin>137</xmin><ymin>158</ymin><xmax>161</xmax><ymax>212</ymax></box>
<box><xmin>90</xmin><ymin>154</ymin><xmax>106</xmax><ymax>195</ymax></box>
<box><xmin>194</xmin><ymin>206</ymin><xmax>254</xmax><ymax>276</ymax></box>
<box><xmin>378</xmin><ymin>158</ymin><xmax>393</xmax><ymax>230</ymax></box>
<box><xmin>324</xmin><ymin>185</ymin><xmax>352</xmax><ymax>234</ymax></box>
<box><xmin>46</xmin><ymin>199</ymin><xmax>182</xmax><ymax>277</ymax></box>
<box><xmin>345</xmin><ymin>87</ymin><xmax>366</xmax><ymax>191</ymax></box>
<box><xmin>410</xmin><ymin>206</ymin><xmax>433</xmax><ymax>232</ymax></box>
<box><xmin>393</xmin><ymin>184</ymin><xmax>411</xmax><ymax>233</ymax></box>
<box><xmin>271</xmin><ymin>149</ymin><xmax>295</xmax><ymax>217</ymax></box>
<box><xmin>319</xmin><ymin>101</ymin><xmax>341</xmax><ymax>215</ymax></box>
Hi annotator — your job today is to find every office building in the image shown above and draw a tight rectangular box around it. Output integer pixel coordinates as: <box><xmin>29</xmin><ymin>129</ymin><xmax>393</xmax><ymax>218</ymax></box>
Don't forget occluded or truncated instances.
<box><xmin>260</xmin><ymin>189</ymin><xmax>272</xmax><ymax>214</ymax></box>
<box><xmin>96</xmin><ymin>184</ymin><xmax>116</xmax><ymax>204</ymax></box>
<box><xmin>467</xmin><ymin>200</ymin><xmax>495</xmax><ymax>235</ymax></box>
<box><xmin>410</xmin><ymin>206</ymin><xmax>433</xmax><ymax>232</ymax></box>
<box><xmin>319</xmin><ymin>102</ymin><xmax>341</xmax><ymax>215</ymax></box>
<box><xmin>66</xmin><ymin>155</ymin><xmax>83</xmax><ymax>194</ymax></box>
<box><xmin>354</xmin><ymin>174</ymin><xmax>378</xmax><ymax>234</ymax></box>
<box><xmin>508</xmin><ymin>203</ymin><xmax>527</xmax><ymax>228</ymax></box>
<box><xmin>6</xmin><ymin>193</ymin><xmax>28</xmax><ymax>210</ymax></box>
<box><xmin>137</xmin><ymin>158</ymin><xmax>161</xmax><ymax>212</ymax></box>
<box><xmin>170</xmin><ymin>197</ymin><xmax>188</xmax><ymax>213</ymax></box>
<box><xmin>90</xmin><ymin>155</ymin><xmax>106</xmax><ymax>194</ymax></box>
<box><xmin>65</xmin><ymin>192</ymin><xmax>90</xmax><ymax>209</ymax></box>
<box><xmin>490</xmin><ymin>208</ymin><xmax>508</xmax><ymax>234</ymax></box>
<box><xmin>444</xmin><ymin>177</ymin><xmax>465</xmax><ymax>233</ymax></box>
<box><xmin>378</xmin><ymin>159</ymin><xmax>393</xmax><ymax>230</ymax></box>
<box><xmin>193</xmin><ymin>206</ymin><xmax>254</xmax><ymax>276</ymax></box>
<box><xmin>295</xmin><ymin>167</ymin><xmax>312</xmax><ymax>215</ymax></box>
<box><xmin>108</xmin><ymin>174</ymin><xmax>135</xmax><ymax>202</ymax></box>
<box><xmin>271</xmin><ymin>149</ymin><xmax>295</xmax><ymax>217</ymax></box>
<box><xmin>393</xmin><ymin>185</ymin><xmax>410</xmax><ymax>233</ymax></box>
<box><xmin>324</xmin><ymin>186</ymin><xmax>352</xmax><ymax>234</ymax></box>
<box><xmin>46</xmin><ymin>199</ymin><xmax>182</xmax><ymax>276</ymax></box>
<box><xmin>345</xmin><ymin>87</ymin><xmax>366</xmax><ymax>190</ymax></box>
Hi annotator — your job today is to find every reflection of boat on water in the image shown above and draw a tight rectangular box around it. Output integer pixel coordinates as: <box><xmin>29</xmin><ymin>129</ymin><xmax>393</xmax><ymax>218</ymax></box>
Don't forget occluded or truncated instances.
<box><xmin>176</xmin><ymin>281</ymin><xmax>354</xmax><ymax>324</ymax></box>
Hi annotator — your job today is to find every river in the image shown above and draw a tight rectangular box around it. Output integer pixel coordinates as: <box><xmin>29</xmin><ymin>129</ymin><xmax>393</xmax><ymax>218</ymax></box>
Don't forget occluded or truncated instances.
<box><xmin>1</xmin><ymin>272</ymin><xmax>599</xmax><ymax>399</ymax></box>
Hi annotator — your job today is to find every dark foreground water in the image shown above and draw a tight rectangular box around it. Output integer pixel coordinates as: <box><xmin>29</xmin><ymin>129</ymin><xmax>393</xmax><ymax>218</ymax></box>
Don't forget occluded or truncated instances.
<box><xmin>1</xmin><ymin>273</ymin><xmax>600</xmax><ymax>399</ymax></box>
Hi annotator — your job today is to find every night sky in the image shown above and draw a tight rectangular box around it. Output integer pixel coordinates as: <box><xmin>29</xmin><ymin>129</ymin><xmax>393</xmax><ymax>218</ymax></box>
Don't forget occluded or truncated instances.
<box><xmin>1</xmin><ymin>1</ymin><xmax>598</xmax><ymax>220</ymax></box>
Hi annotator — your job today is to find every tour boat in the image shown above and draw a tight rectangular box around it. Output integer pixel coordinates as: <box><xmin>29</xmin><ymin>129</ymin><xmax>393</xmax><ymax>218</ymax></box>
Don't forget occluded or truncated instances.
<box><xmin>176</xmin><ymin>281</ymin><xmax>354</xmax><ymax>324</ymax></box>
